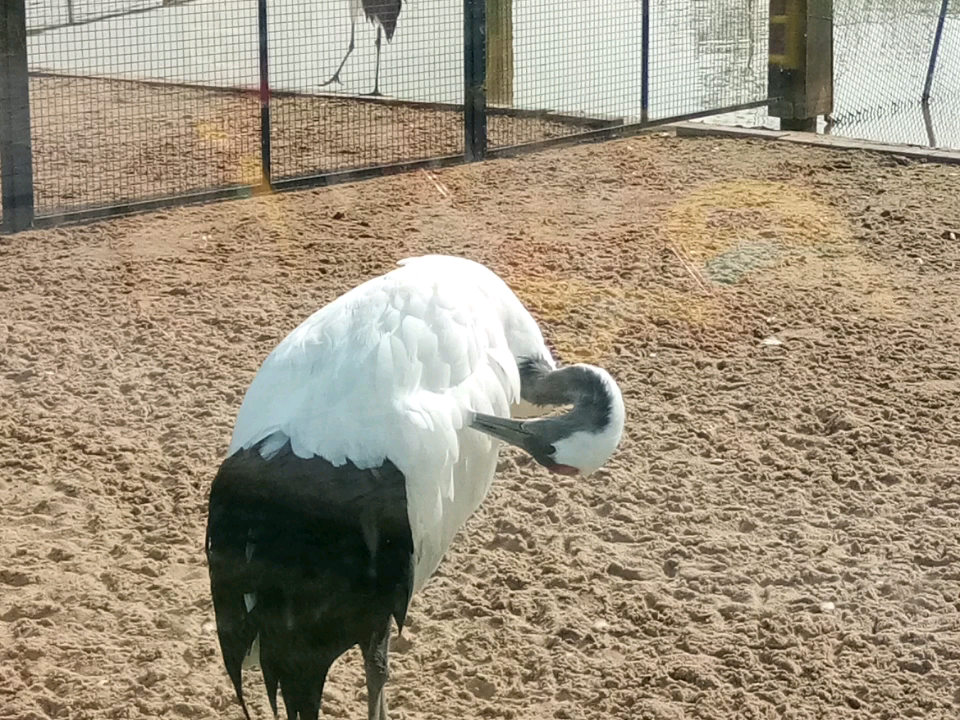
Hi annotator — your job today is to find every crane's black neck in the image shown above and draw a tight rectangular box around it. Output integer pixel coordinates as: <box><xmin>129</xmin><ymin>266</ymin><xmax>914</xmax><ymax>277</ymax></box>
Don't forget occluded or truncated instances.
<box><xmin>467</xmin><ymin>357</ymin><xmax>616</xmax><ymax>472</ymax></box>
<box><xmin>518</xmin><ymin>357</ymin><xmax>613</xmax><ymax>433</ymax></box>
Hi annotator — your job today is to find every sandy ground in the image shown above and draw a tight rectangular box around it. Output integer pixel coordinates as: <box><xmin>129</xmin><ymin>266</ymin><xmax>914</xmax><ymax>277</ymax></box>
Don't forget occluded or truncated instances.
<box><xmin>2</xmin><ymin>133</ymin><xmax>960</xmax><ymax>720</ymax></box>
<box><xmin>20</xmin><ymin>75</ymin><xmax>582</xmax><ymax>216</ymax></box>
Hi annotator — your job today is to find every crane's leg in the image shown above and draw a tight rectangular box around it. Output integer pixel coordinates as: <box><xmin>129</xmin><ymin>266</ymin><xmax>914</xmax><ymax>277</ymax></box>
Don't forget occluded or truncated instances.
<box><xmin>365</xmin><ymin>26</ymin><xmax>384</xmax><ymax>97</ymax></box>
<box><xmin>320</xmin><ymin>18</ymin><xmax>357</xmax><ymax>87</ymax></box>
<box><xmin>361</xmin><ymin>621</ymin><xmax>391</xmax><ymax>720</ymax></box>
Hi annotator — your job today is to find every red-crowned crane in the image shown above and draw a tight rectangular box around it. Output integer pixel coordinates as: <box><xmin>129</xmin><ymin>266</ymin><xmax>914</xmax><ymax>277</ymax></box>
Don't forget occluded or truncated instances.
<box><xmin>320</xmin><ymin>0</ymin><xmax>402</xmax><ymax>96</ymax></box>
<box><xmin>205</xmin><ymin>254</ymin><xmax>625</xmax><ymax>720</ymax></box>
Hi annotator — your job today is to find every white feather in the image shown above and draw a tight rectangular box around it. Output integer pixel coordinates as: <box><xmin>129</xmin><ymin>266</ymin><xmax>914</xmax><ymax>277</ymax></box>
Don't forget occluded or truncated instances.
<box><xmin>228</xmin><ymin>255</ymin><xmax>554</xmax><ymax>592</ymax></box>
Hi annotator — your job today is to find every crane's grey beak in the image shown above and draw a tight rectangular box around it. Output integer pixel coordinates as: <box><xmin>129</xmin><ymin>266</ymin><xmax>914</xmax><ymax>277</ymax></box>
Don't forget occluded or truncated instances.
<box><xmin>468</xmin><ymin>412</ymin><xmax>531</xmax><ymax>447</ymax></box>
<box><xmin>468</xmin><ymin>412</ymin><xmax>579</xmax><ymax>476</ymax></box>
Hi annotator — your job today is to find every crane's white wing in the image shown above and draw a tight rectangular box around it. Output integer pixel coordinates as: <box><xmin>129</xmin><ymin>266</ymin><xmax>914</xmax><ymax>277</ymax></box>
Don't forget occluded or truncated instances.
<box><xmin>227</xmin><ymin>255</ymin><xmax>553</xmax><ymax>590</ymax></box>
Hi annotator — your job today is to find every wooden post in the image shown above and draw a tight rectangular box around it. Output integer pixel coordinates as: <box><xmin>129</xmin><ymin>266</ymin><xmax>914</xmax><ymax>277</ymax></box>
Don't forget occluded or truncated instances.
<box><xmin>485</xmin><ymin>0</ymin><xmax>513</xmax><ymax>106</ymax></box>
<box><xmin>0</xmin><ymin>0</ymin><xmax>35</xmax><ymax>233</ymax></box>
<box><xmin>768</xmin><ymin>0</ymin><xmax>833</xmax><ymax>132</ymax></box>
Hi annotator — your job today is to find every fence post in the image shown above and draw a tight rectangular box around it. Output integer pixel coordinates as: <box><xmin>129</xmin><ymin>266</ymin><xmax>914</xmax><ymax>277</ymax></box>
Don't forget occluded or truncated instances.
<box><xmin>464</xmin><ymin>0</ymin><xmax>487</xmax><ymax>161</ymax></box>
<box><xmin>641</xmin><ymin>0</ymin><xmax>650</xmax><ymax>123</ymax></box>
<box><xmin>257</xmin><ymin>0</ymin><xmax>272</xmax><ymax>189</ymax></box>
<box><xmin>768</xmin><ymin>0</ymin><xmax>833</xmax><ymax>132</ymax></box>
<box><xmin>922</xmin><ymin>0</ymin><xmax>950</xmax><ymax>103</ymax></box>
<box><xmin>485</xmin><ymin>0</ymin><xmax>512</xmax><ymax>106</ymax></box>
<box><xmin>0</xmin><ymin>0</ymin><xmax>35</xmax><ymax>233</ymax></box>
<box><xmin>922</xmin><ymin>101</ymin><xmax>936</xmax><ymax>148</ymax></box>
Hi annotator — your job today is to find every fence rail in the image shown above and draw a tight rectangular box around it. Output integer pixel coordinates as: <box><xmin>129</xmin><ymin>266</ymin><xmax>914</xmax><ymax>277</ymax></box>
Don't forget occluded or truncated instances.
<box><xmin>0</xmin><ymin>0</ymin><xmax>953</xmax><ymax>233</ymax></box>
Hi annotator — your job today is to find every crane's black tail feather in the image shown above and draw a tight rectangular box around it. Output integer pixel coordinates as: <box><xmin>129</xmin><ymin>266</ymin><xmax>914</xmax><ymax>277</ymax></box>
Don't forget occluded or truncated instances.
<box><xmin>362</xmin><ymin>0</ymin><xmax>402</xmax><ymax>41</ymax></box>
<box><xmin>205</xmin><ymin>436</ymin><xmax>415</xmax><ymax>720</ymax></box>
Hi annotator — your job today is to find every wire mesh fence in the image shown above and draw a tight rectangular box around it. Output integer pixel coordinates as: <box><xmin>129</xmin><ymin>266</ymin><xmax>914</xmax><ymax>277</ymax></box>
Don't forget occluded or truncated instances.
<box><xmin>650</xmin><ymin>0</ymin><xmax>767</xmax><ymax>120</ymax></box>
<box><xmin>26</xmin><ymin>0</ymin><xmax>262</xmax><ymax>216</ymax></box>
<box><xmin>488</xmin><ymin>0</ymin><xmax>770</xmax><ymax>149</ymax></box>
<box><xmin>486</xmin><ymin>0</ymin><xmax>641</xmax><ymax>149</ymax></box>
<box><xmin>268</xmin><ymin>0</ymin><xmax>466</xmax><ymax>181</ymax></box>
<box><xmin>6</xmin><ymin>0</ymin><xmax>778</xmax><ymax>228</ymax></box>
<box><xmin>826</xmin><ymin>94</ymin><xmax>960</xmax><ymax>150</ymax></box>
<box><xmin>710</xmin><ymin>0</ymin><xmax>959</xmax><ymax>147</ymax></box>
<box><xmin>25</xmin><ymin>0</ymin><xmax>196</xmax><ymax>35</ymax></box>
<box><xmin>3</xmin><ymin>0</ymin><xmax>958</xmax><ymax>231</ymax></box>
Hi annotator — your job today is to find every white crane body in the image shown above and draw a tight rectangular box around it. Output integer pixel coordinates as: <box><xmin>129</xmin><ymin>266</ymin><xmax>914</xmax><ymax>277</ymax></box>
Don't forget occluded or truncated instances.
<box><xmin>206</xmin><ymin>255</ymin><xmax>625</xmax><ymax>720</ymax></box>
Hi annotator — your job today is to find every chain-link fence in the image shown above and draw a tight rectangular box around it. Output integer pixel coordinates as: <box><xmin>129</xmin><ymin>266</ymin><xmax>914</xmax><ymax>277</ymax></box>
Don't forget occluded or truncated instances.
<box><xmin>829</xmin><ymin>0</ymin><xmax>959</xmax><ymax>147</ymax></box>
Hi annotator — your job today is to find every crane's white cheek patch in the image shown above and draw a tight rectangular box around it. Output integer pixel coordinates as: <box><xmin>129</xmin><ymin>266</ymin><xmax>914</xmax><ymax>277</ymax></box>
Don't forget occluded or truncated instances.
<box><xmin>553</xmin><ymin>428</ymin><xmax>620</xmax><ymax>476</ymax></box>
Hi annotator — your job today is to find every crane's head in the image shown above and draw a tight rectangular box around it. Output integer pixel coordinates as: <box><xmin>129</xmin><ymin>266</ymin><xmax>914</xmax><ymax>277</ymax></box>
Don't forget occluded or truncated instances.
<box><xmin>469</xmin><ymin>364</ymin><xmax>625</xmax><ymax>476</ymax></box>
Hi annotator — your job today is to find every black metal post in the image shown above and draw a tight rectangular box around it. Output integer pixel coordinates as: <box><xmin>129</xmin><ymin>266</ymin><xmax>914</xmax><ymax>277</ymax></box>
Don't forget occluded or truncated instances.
<box><xmin>464</xmin><ymin>0</ymin><xmax>487</xmax><ymax>162</ymax></box>
<box><xmin>923</xmin><ymin>0</ymin><xmax>949</xmax><ymax>103</ymax></box>
<box><xmin>258</xmin><ymin>0</ymin><xmax>272</xmax><ymax>188</ymax></box>
<box><xmin>641</xmin><ymin>0</ymin><xmax>650</xmax><ymax>123</ymax></box>
<box><xmin>0</xmin><ymin>0</ymin><xmax>35</xmax><ymax>233</ymax></box>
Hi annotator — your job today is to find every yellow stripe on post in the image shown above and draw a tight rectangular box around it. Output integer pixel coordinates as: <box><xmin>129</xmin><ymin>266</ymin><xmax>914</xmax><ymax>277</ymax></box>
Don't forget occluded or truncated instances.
<box><xmin>769</xmin><ymin>0</ymin><xmax>804</xmax><ymax>70</ymax></box>
<box><xmin>768</xmin><ymin>0</ymin><xmax>833</xmax><ymax>129</ymax></box>
<box><xmin>486</xmin><ymin>0</ymin><xmax>514</xmax><ymax>107</ymax></box>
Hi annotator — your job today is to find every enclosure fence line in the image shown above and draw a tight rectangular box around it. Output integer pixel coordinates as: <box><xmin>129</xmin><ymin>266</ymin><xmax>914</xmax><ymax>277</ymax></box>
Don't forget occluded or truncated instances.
<box><xmin>0</xmin><ymin>0</ymin><xmax>858</xmax><ymax>233</ymax></box>
<box><xmin>828</xmin><ymin>0</ymin><xmax>956</xmax><ymax>144</ymax></box>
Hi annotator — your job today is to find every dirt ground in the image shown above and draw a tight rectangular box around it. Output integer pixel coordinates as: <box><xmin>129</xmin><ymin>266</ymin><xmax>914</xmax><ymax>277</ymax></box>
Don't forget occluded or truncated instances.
<box><xmin>2</xmin><ymin>132</ymin><xmax>960</xmax><ymax>720</ymax></box>
<box><xmin>22</xmin><ymin>75</ymin><xmax>583</xmax><ymax>216</ymax></box>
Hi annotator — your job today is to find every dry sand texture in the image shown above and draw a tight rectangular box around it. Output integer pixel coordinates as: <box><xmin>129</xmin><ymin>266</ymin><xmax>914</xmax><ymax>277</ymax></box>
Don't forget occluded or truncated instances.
<box><xmin>2</xmin><ymin>133</ymin><xmax>960</xmax><ymax>720</ymax></box>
